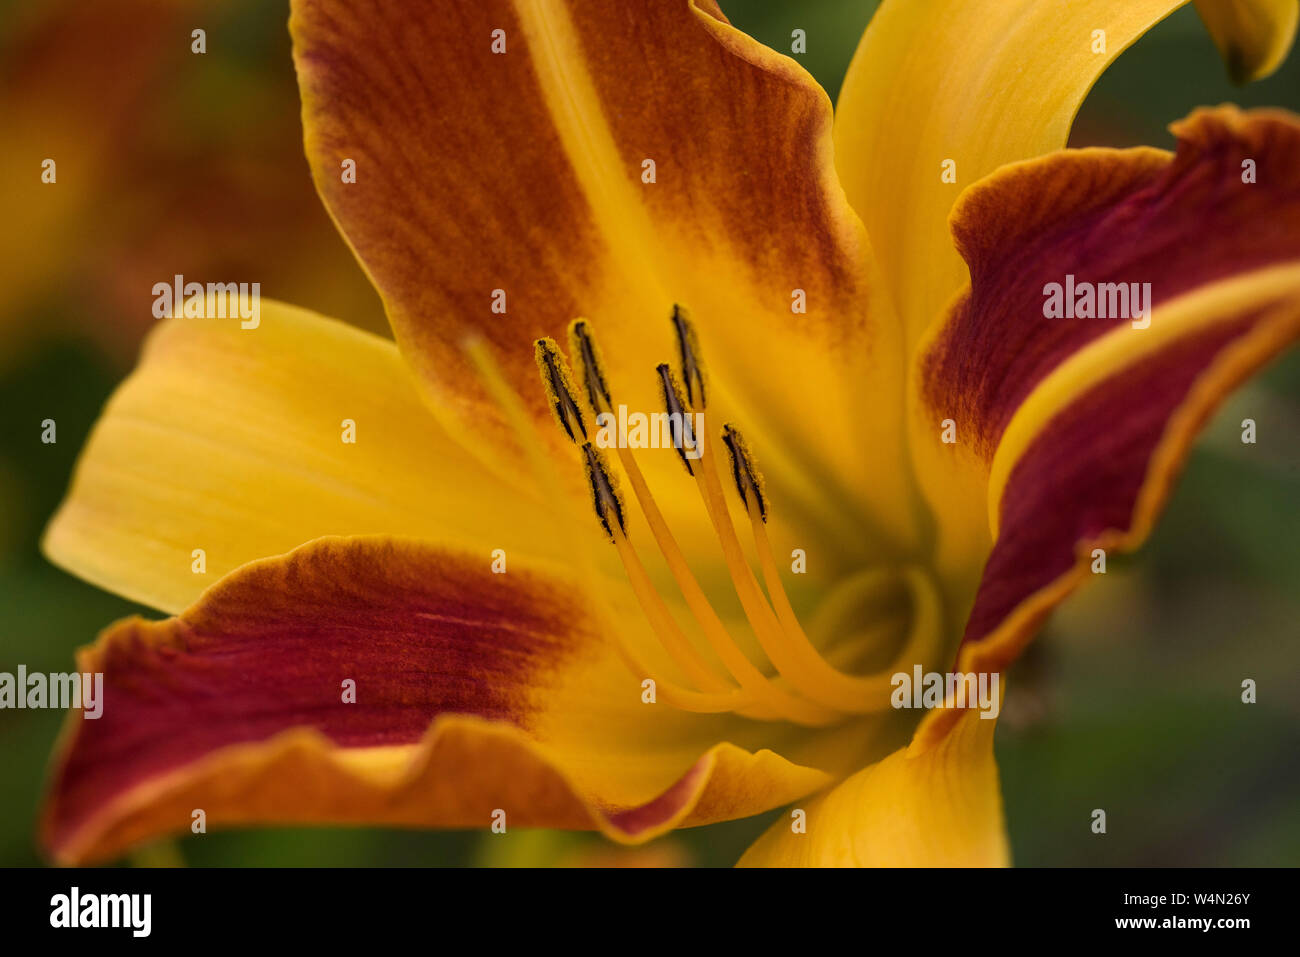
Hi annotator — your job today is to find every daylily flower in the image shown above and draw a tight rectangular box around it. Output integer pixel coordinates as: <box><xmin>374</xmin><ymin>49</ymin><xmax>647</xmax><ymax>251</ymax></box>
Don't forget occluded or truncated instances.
<box><xmin>39</xmin><ymin>0</ymin><xmax>1300</xmax><ymax>866</ymax></box>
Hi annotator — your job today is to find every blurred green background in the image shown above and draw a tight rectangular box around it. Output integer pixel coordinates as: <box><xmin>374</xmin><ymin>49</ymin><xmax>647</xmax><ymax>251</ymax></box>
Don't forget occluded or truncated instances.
<box><xmin>2</xmin><ymin>0</ymin><xmax>1297</xmax><ymax>867</ymax></box>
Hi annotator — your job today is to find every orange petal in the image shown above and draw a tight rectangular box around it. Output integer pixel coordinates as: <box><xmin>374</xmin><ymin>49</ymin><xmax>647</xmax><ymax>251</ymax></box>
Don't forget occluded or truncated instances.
<box><xmin>289</xmin><ymin>0</ymin><xmax>919</xmax><ymax>555</ymax></box>
<box><xmin>41</xmin><ymin>536</ymin><xmax>830</xmax><ymax>865</ymax></box>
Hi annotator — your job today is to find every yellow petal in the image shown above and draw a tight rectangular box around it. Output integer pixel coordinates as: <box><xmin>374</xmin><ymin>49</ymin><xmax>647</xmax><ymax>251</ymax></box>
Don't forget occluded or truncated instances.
<box><xmin>1194</xmin><ymin>0</ymin><xmax>1300</xmax><ymax>82</ymax></box>
<box><xmin>738</xmin><ymin>707</ymin><xmax>1008</xmax><ymax>867</ymax></box>
<box><xmin>833</xmin><ymin>0</ymin><xmax>1297</xmax><ymax>355</ymax></box>
<box><xmin>42</xmin><ymin>301</ymin><xmax>570</xmax><ymax>613</ymax></box>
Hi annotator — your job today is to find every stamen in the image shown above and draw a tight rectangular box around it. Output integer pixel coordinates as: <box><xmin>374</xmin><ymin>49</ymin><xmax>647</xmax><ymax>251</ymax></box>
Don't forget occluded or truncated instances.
<box><xmin>665</xmin><ymin>307</ymin><xmax>942</xmax><ymax>716</ymax></box>
<box><xmin>578</xmin><ymin>440</ymin><xmax>751</xmax><ymax>697</ymax></box>
<box><xmin>671</xmin><ymin>304</ymin><xmax>706</xmax><ymax>408</ymax></box>
<box><xmin>721</xmin><ymin>424</ymin><xmax>767</xmax><ymax>521</ymax></box>
<box><xmin>475</xmin><ymin>337</ymin><xmax>742</xmax><ymax>714</ymax></box>
<box><xmin>570</xmin><ymin>323</ymin><xmax>841</xmax><ymax>726</ymax></box>
<box><xmin>671</xmin><ymin>305</ymin><xmax>861</xmax><ymax>560</ymax></box>
<box><xmin>656</xmin><ymin>363</ymin><xmax>698</xmax><ymax>476</ymax></box>
<box><xmin>531</xmin><ymin>341</ymin><xmax>730</xmax><ymax>699</ymax></box>
<box><xmin>523</xmin><ymin>313</ymin><xmax>943</xmax><ymax>724</ymax></box>
<box><xmin>691</xmin><ymin>418</ymin><xmax>846</xmax><ymax>704</ymax></box>
<box><xmin>580</xmin><ymin>441</ymin><xmax>625</xmax><ymax>539</ymax></box>
<box><xmin>569</xmin><ymin>320</ymin><xmax>611</xmax><ymax>412</ymax></box>
<box><xmin>721</xmin><ymin>423</ymin><xmax>945</xmax><ymax>713</ymax></box>
<box><xmin>535</xmin><ymin>337</ymin><xmax>587</xmax><ymax>442</ymax></box>
<box><xmin>614</xmin><ymin>452</ymin><xmax>842</xmax><ymax>723</ymax></box>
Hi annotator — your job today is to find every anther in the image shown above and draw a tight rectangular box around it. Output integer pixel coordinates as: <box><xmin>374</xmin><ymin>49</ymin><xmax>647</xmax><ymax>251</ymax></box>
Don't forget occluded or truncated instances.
<box><xmin>656</xmin><ymin>363</ymin><xmax>699</xmax><ymax>476</ymax></box>
<box><xmin>534</xmin><ymin>338</ymin><xmax>586</xmax><ymax>442</ymax></box>
<box><xmin>671</xmin><ymin>304</ymin><xmax>706</xmax><ymax>409</ymax></box>
<box><xmin>721</xmin><ymin>424</ymin><xmax>768</xmax><ymax>522</ymax></box>
<box><xmin>581</xmin><ymin>442</ymin><xmax>626</xmax><ymax>538</ymax></box>
<box><xmin>569</xmin><ymin>320</ymin><xmax>611</xmax><ymax>412</ymax></box>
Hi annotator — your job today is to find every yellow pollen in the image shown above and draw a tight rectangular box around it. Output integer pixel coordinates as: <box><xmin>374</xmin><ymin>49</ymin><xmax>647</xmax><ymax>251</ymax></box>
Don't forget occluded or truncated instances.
<box><xmin>535</xmin><ymin>337</ymin><xmax>587</xmax><ymax>442</ymax></box>
<box><xmin>569</xmin><ymin>319</ymin><xmax>611</xmax><ymax>412</ymax></box>
<box><xmin>670</xmin><ymin>303</ymin><xmax>706</xmax><ymax>408</ymax></box>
